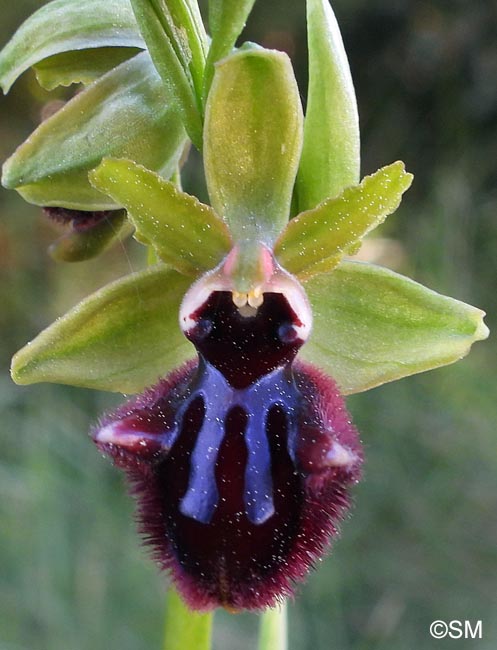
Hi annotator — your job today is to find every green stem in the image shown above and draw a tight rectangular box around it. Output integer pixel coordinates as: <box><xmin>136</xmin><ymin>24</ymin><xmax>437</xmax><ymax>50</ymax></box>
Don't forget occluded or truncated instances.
<box><xmin>163</xmin><ymin>588</ymin><xmax>214</xmax><ymax>650</ymax></box>
<box><xmin>258</xmin><ymin>602</ymin><xmax>288</xmax><ymax>650</ymax></box>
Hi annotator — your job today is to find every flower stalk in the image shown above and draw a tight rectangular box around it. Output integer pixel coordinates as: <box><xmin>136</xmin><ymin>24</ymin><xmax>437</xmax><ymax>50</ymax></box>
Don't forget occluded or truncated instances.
<box><xmin>258</xmin><ymin>603</ymin><xmax>288</xmax><ymax>650</ymax></box>
<box><xmin>163</xmin><ymin>588</ymin><xmax>213</xmax><ymax>650</ymax></box>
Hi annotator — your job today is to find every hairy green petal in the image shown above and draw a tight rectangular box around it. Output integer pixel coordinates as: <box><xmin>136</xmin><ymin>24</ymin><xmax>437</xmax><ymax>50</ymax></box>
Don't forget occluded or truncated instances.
<box><xmin>34</xmin><ymin>47</ymin><xmax>142</xmax><ymax>90</ymax></box>
<box><xmin>203</xmin><ymin>0</ymin><xmax>256</xmax><ymax>101</ymax></box>
<box><xmin>276</xmin><ymin>162</ymin><xmax>413</xmax><ymax>279</ymax></box>
<box><xmin>2</xmin><ymin>52</ymin><xmax>187</xmax><ymax>210</ymax></box>
<box><xmin>11</xmin><ymin>265</ymin><xmax>194</xmax><ymax>393</ymax></box>
<box><xmin>302</xmin><ymin>261</ymin><xmax>489</xmax><ymax>394</ymax></box>
<box><xmin>204</xmin><ymin>47</ymin><xmax>303</xmax><ymax>245</ymax></box>
<box><xmin>90</xmin><ymin>158</ymin><xmax>232</xmax><ymax>275</ymax></box>
<box><xmin>297</xmin><ymin>0</ymin><xmax>360</xmax><ymax>212</ymax></box>
<box><xmin>0</xmin><ymin>0</ymin><xmax>144</xmax><ymax>93</ymax></box>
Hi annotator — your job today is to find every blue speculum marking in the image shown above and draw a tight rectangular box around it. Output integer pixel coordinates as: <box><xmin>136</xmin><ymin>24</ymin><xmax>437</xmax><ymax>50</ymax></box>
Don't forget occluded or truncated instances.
<box><xmin>177</xmin><ymin>357</ymin><xmax>301</xmax><ymax>524</ymax></box>
<box><xmin>180</xmin><ymin>291</ymin><xmax>305</xmax><ymax>525</ymax></box>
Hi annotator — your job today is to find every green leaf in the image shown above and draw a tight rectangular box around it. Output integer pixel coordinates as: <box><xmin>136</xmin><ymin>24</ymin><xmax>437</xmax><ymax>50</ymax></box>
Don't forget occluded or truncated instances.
<box><xmin>203</xmin><ymin>0</ymin><xmax>256</xmax><ymax>101</ymax></box>
<box><xmin>34</xmin><ymin>47</ymin><xmax>142</xmax><ymax>90</ymax></box>
<box><xmin>11</xmin><ymin>265</ymin><xmax>194</xmax><ymax>393</ymax></box>
<box><xmin>90</xmin><ymin>158</ymin><xmax>232</xmax><ymax>275</ymax></box>
<box><xmin>258</xmin><ymin>604</ymin><xmax>287</xmax><ymax>650</ymax></box>
<box><xmin>48</xmin><ymin>210</ymin><xmax>132</xmax><ymax>262</ymax></box>
<box><xmin>2</xmin><ymin>52</ymin><xmax>187</xmax><ymax>210</ymax></box>
<box><xmin>204</xmin><ymin>48</ymin><xmax>303</xmax><ymax>245</ymax></box>
<box><xmin>163</xmin><ymin>589</ymin><xmax>213</xmax><ymax>650</ymax></box>
<box><xmin>276</xmin><ymin>162</ymin><xmax>413</xmax><ymax>279</ymax></box>
<box><xmin>301</xmin><ymin>261</ymin><xmax>489</xmax><ymax>394</ymax></box>
<box><xmin>296</xmin><ymin>0</ymin><xmax>360</xmax><ymax>212</ymax></box>
<box><xmin>129</xmin><ymin>0</ymin><xmax>203</xmax><ymax>148</ymax></box>
<box><xmin>0</xmin><ymin>0</ymin><xmax>144</xmax><ymax>93</ymax></box>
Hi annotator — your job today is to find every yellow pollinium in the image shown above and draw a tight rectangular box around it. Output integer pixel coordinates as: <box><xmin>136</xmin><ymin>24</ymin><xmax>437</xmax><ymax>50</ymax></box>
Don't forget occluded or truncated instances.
<box><xmin>232</xmin><ymin>287</ymin><xmax>264</xmax><ymax>309</ymax></box>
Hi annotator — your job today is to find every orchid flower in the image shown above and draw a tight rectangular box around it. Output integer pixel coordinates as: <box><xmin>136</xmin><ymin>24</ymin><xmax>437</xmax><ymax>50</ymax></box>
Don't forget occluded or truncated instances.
<box><xmin>0</xmin><ymin>0</ymin><xmax>488</xmax><ymax>636</ymax></box>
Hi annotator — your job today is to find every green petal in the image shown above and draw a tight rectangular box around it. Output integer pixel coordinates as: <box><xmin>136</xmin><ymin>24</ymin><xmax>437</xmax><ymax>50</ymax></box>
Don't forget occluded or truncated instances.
<box><xmin>203</xmin><ymin>0</ymin><xmax>256</xmax><ymax>101</ymax></box>
<box><xmin>129</xmin><ymin>0</ymin><xmax>204</xmax><ymax>148</ymax></box>
<box><xmin>0</xmin><ymin>0</ymin><xmax>144</xmax><ymax>93</ymax></box>
<box><xmin>11</xmin><ymin>265</ymin><xmax>194</xmax><ymax>393</ymax></box>
<box><xmin>90</xmin><ymin>158</ymin><xmax>232</xmax><ymax>275</ymax></box>
<box><xmin>34</xmin><ymin>47</ymin><xmax>142</xmax><ymax>90</ymax></box>
<box><xmin>301</xmin><ymin>261</ymin><xmax>489</xmax><ymax>394</ymax></box>
<box><xmin>2</xmin><ymin>52</ymin><xmax>187</xmax><ymax>210</ymax></box>
<box><xmin>48</xmin><ymin>210</ymin><xmax>132</xmax><ymax>263</ymax></box>
<box><xmin>204</xmin><ymin>47</ymin><xmax>303</xmax><ymax>245</ymax></box>
<box><xmin>276</xmin><ymin>162</ymin><xmax>413</xmax><ymax>279</ymax></box>
<box><xmin>296</xmin><ymin>0</ymin><xmax>360</xmax><ymax>212</ymax></box>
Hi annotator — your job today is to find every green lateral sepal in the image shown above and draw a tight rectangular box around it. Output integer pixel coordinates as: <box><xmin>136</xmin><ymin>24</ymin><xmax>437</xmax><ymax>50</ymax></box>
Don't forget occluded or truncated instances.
<box><xmin>301</xmin><ymin>261</ymin><xmax>489</xmax><ymax>394</ymax></box>
<box><xmin>11</xmin><ymin>265</ymin><xmax>194</xmax><ymax>393</ymax></box>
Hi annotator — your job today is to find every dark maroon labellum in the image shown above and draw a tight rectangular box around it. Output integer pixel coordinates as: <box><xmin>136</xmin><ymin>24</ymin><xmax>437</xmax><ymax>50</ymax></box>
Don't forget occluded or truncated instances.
<box><xmin>93</xmin><ymin>289</ymin><xmax>362</xmax><ymax>611</ymax></box>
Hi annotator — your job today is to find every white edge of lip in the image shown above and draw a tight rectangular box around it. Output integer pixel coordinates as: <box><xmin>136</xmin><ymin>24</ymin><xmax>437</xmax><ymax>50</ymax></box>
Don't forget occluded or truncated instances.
<box><xmin>179</xmin><ymin>261</ymin><xmax>313</xmax><ymax>342</ymax></box>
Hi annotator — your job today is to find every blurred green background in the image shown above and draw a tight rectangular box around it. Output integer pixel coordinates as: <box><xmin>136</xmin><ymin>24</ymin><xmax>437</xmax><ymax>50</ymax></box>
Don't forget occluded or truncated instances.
<box><xmin>0</xmin><ymin>1</ymin><xmax>496</xmax><ymax>648</ymax></box>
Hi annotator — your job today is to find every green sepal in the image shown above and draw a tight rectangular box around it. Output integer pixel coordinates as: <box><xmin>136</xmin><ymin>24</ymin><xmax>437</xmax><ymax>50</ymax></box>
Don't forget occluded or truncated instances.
<box><xmin>301</xmin><ymin>261</ymin><xmax>489</xmax><ymax>394</ymax></box>
<box><xmin>34</xmin><ymin>47</ymin><xmax>142</xmax><ymax>90</ymax></box>
<box><xmin>48</xmin><ymin>210</ymin><xmax>132</xmax><ymax>263</ymax></box>
<box><xmin>90</xmin><ymin>158</ymin><xmax>232</xmax><ymax>275</ymax></box>
<box><xmin>0</xmin><ymin>0</ymin><xmax>144</xmax><ymax>93</ymax></box>
<box><xmin>296</xmin><ymin>0</ymin><xmax>360</xmax><ymax>212</ymax></box>
<box><xmin>203</xmin><ymin>0</ymin><xmax>256</xmax><ymax>101</ymax></box>
<box><xmin>276</xmin><ymin>162</ymin><xmax>413</xmax><ymax>279</ymax></box>
<box><xmin>163</xmin><ymin>589</ymin><xmax>213</xmax><ymax>650</ymax></box>
<box><xmin>204</xmin><ymin>48</ymin><xmax>303</xmax><ymax>245</ymax></box>
<box><xmin>2</xmin><ymin>52</ymin><xmax>187</xmax><ymax>210</ymax></box>
<box><xmin>11</xmin><ymin>265</ymin><xmax>194</xmax><ymax>393</ymax></box>
<box><xmin>129</xmin><ymin>0</ymin><xmax>204</xmax><ymax>148</ymax></box>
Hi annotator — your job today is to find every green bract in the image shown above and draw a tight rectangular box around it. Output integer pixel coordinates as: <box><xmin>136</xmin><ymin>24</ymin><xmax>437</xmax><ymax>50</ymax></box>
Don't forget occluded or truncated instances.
<box><xmin>203</xmin><ymin>0</ymin><xmax>256</xmax><ymax>101</ymax></box>
<box><xmin>297</xmin><ymin>0</ymin><xmax>360</xmax><ymax>211</ymax></box>
<box><xmin>2</xmin><ymin>52</ymin><xmax>187</xmax><ymax>210</ymax></box>
<box><xmin>0</xmin><ymin>0</ymin><xmax>144</xmax><ymax>93</ymax></box>
<box><xmin>204</xmin><ymin>47</ymin><xmax>303</xmax><ymax>245</ymax></box>
<box><xmin>129</xmin><ymin>0</ymin><xmax>207</xmax><ymax>148</ymax></box>
<box><xmin>34</xmin><ymin>47</ymin><xmax>143</xmax><ymax>90</ymax></box>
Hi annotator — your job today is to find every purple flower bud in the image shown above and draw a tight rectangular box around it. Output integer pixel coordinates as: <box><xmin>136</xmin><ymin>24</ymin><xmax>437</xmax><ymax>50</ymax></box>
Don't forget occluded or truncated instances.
<box><xmin>92</xmin><ymin>250</ymin><xmax>363</xmax><ymax>611</ymax></box>
<box><xmin>42</xmin><ymin>207</ymin><xmax>129</xmax><ymax>262</ymax></box>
